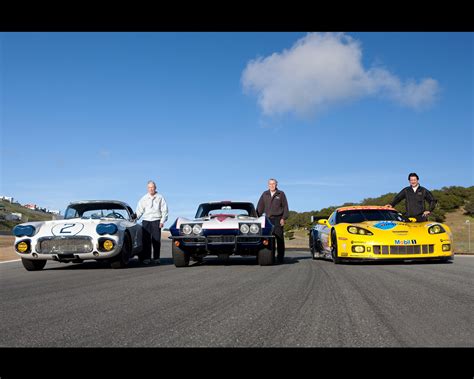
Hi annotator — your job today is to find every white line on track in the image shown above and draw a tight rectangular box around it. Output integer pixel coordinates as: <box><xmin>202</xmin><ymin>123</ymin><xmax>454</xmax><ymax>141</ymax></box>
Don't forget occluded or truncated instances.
<box><xmin>0</xmin><ymin>259</ymin><xmax>21</xmax><ymax>264</ymax></box>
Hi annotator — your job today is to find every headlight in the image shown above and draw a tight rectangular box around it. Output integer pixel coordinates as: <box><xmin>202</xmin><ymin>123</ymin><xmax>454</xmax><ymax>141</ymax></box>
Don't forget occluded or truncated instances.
<box><xmin>240</xmin><ymin>224</ymin><xmax>250</xmax><ymax>234</ymax></box>
<box><xmin>347</xmin><ymin>226</ymin><xmax>373</xmax><ymax>235</ymax></box>
<box><xmin>13</xmin><ymin>225</ymin><xmax>36</xmax><ymax>237</ymax></box>
<box><xmin>428</xmin><ymin>225</ymin><xmax>445</xmax><ymax>234</ymax></box>
<box><xmin>249</xmin><ymin>224</ymin><xmax>260</xmax><ymax>234</ymax></box>
<box><xmin>182</xmin><ymin>224</ymin><xmax>192</xmax><ymax>235</ymax></box>
<box><xmin>192</xmin><ymin>224</ymin><xmax>202</xmax><ymax>234</ymax></box>
<box><xmin>96</xmin><ymin>223</ymin><xmax>118</xmax><ymax>235</ymax></box>
<box><xmin>16</xmin><ymin>241</ymin><xmax>30</xmax><ymax>253</ymax></box>
<box><xmin>103</xmin><ymin>240</ymin><xmax>114</xmax><ymax>251</ymax></box>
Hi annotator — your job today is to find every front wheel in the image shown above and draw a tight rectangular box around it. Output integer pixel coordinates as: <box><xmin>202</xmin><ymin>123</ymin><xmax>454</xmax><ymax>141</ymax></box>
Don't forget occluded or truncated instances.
<box><xmin>331</xmin><ymin>230</ymin><xmax>342</xmax><ymax>264</ymax></box>
<box><xmin>257</xmin><ymin>244</ymin><xmax>274</xmax><ymax>266</ymax></box>
<box><xmin>21</xmin><ymin>258</ymin><xmax>47</xmax><ymax>271</ymax></box>
<box><xmin>172</xmin><ymin>243</ymin><xmax>190</xmax><ymax>267</ymax></box>
<box><xmin>110</xmin><ymin>234</ymin><xmax>131</xmax><ymax>269</ymax></box>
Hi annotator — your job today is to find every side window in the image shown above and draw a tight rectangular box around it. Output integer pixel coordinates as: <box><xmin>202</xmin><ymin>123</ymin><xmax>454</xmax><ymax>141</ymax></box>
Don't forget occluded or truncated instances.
<box><xmin>328</xmin><ymin>212</ymin><xmax>337</xmax><ymax>226</ymax></box>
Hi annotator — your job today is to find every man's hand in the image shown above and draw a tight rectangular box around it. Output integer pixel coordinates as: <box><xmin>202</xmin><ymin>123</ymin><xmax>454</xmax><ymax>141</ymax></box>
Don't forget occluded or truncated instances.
<box><xmin>384</xmin><ymin>204</ymin><xmax>392</xmax><ymax>208</ymax></box>
<box><xmin>160</xmin><ymin>223</ymin><xmax>164</xmax><ymax>228</ymax></box>
<box><xmin>280</xmin><ymin>219</ymin><xmax>285</xmax><ymax>227</ymax></box>
<box><xmin>423</xmin><ymin>211</ymin><xmax>431</xmax><ymax>217</ymax></box>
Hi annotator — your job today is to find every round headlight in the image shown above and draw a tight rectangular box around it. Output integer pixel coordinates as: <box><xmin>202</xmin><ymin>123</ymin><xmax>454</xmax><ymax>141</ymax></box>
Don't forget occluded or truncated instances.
<box><xmin>192</xmin><ymin>224</ymin><xmax>202</xmax><ymax>234</ymax></box>
<box><xmin>182</xmin><ymin>224</ymin><xmax>192</xmax><ymax>235</ymax></box>
<box><xmin>348</xmin><ymin>226</ymin><xmax>358</xmax><ymax>234</ymax></box>
<box><xmin>249</xmin><ymin>224</ymin><xmax>260</xmax><ymax>234</ymax></box>
<box><xmin>17</xmin><ymin>241</ymin><xmax>29</xmax><ymax>253</ymax></box>
<box><xmin>103</xmin><ymin>240</ymin><xmax>114</xmax><ymax>251</ymax></box>
<box><xmin>240</xmin><ymin>224</ymin><xmax>250</xmax><ymax>234</ymax></box>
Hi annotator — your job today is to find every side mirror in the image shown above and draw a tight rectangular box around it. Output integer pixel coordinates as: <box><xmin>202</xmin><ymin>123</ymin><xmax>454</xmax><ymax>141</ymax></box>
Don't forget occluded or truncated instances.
<box><xmin>408</xmin><ymin>217</ymin><xmax>417</xmax><ymax>223</ymax></box>
<box><xmin>318</xmin><ymin>219</ymin><xmax>329</xmax><ymax>226</ymax></box>
<box><xmin>131</xmin><ymin>213</ymin><xmax>138</xmax><ymax>221</ymax></box>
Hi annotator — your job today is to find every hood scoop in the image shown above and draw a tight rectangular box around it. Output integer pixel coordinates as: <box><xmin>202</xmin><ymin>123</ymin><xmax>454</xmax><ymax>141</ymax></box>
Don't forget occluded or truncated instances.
<box><xmin>211</xmin><ymin>214</ymin><xmax>235</xmax><ymax>222</ymax></box>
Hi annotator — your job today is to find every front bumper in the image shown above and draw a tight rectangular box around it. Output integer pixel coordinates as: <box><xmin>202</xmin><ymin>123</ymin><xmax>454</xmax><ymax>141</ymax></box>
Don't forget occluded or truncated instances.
<box><xmin>169</xmin><ymin>234</ymin><xmax>274</xmax><ymax>253</ymax></box>
<box><xmin>15</xmin><ymin>237</ymin><xmax>122</xmax><ymax>261</ymax></box>
<box><xmin>336</xmin><ymin>239</ymin><xmax>454</xmax><ymax>261</ymax></box>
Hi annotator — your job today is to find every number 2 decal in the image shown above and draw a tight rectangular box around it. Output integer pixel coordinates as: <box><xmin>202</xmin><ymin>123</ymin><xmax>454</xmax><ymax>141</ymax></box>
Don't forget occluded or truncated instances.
<box><xmin>60</xmin><ymin>224</ymin><xmax>75</xmax><ymax>234</ymax></box>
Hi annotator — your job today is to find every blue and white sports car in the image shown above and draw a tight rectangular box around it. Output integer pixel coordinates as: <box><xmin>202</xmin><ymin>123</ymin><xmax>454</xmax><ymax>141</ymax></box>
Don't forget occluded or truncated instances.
<box><xmin>13</xmin><ymin>200</ymin><xmax>143</xmax><ymax>270</ymax></box>
<box><xmin>169</xmin><ymin>201</ymin><xmax>275</xmax><ymax>266</ymax></box>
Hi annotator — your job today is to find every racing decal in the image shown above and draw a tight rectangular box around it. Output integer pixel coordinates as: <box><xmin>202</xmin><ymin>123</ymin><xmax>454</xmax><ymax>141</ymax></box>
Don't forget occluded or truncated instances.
<box><xmin>394</xmin><ymin>239</ymin><xmax>417</xmax><ymax>245</ymax></box>
<box><xmin>52</xmin><ymin>223</ymin><xmax>84</xmax><ymax>236</ymax></box>
<box><xmin>373</xmin><ymin>221</ymin><xmax>397</xmax><ymax>230</ymax></box>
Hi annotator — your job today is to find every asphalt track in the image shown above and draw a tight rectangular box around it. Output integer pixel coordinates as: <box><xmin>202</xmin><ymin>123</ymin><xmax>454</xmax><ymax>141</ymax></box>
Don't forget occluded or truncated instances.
<box><xmin>1</xmin><ymin>240</ymin><xmax>473</xmax><ymax>347</ymax></box>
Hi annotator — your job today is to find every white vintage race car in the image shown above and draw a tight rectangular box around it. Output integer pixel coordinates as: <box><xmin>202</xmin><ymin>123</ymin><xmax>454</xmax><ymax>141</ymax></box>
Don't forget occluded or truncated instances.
<box><xmin>169</xmin><ymin>201</ymin><xmax>275</xmax><ymax>267</ymax></box>
<box><xmin>12</xmin><ymin>200</ymin><xmax>142</xmax><ymax>271</ymax></box>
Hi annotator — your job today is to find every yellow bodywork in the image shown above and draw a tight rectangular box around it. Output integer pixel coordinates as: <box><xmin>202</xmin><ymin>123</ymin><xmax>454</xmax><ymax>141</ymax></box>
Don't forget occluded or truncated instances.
<box><xmin>319</xmin><ymin>206</ymin><xmax>454</xmax><ymax>261</ymax></box>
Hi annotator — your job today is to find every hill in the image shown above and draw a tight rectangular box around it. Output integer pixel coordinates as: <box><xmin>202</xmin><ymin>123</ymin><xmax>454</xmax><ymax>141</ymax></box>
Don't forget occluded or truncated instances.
<box><xmin>0</xmin><ymin>200</ymin><xmax>55</xmax><ymax>233</ymax></box>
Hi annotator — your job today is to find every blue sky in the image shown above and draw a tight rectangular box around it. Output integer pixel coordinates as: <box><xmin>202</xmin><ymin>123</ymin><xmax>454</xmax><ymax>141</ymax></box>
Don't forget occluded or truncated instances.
<box><xmin>1</xmin><ymin>32</ymin><xmax>473</xmax><ymax>225</ymax></box>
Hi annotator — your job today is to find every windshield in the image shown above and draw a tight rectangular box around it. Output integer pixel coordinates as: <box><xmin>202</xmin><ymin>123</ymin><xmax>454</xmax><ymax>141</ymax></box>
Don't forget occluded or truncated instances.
<box><xmin>65</xmin><ymin>203</ymin><xmax>131</xmax><ymax>220</ymax></box>
<box><xmin>336</xmin><ymin>209</ymin><xmax>406</xmax><ymax>224</ymax></box>
<box><xmin>195</xmin><ymin>202</ymin><xmax>257</xmax><ymax>218</ymax></box>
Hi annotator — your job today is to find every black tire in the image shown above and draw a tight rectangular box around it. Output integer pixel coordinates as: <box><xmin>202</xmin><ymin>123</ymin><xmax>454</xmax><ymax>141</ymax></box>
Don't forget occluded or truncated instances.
<box><xmin>258</xmin><ymin>246</ymin><xmax>274</xmax><ymax>266</ymax></box>
<box><xmin>110</xmin><ymin>234</ymin><xmax>131</xmax><ymax>269</ymax></box>
<box><xmin>218</xmin><ymin>253</ymin><xmax>230</xmax><ymax>265</ymax></box>
<box><xmin>309</xmin><ymin>234</ymin><xmax>315</xmax><ymax>255</ymax></box>
<box><xmin>21</xmin><ymin>258</ymin><xmax>47</xmax><ymax>271</ymax></box>
<box><xmin>331</xmin><ymin>230</ymin><xmax>342</xmax><ymax>264</ymax></box>
<box><xmin>172</xmin><ymin>243</ymin><xmax>190</xmax><ymax>267</ymax></box>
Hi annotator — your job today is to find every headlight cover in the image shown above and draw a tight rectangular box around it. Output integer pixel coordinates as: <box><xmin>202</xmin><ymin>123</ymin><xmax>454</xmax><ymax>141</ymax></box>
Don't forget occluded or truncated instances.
<box><xmin>13</xmin><ymin>225</ymin><xmax>36</xmax><ymax>237</ymax></box>
<box><xmin>347</xmin><ymin>226</ymin><xmax>373</xmax><ymax>235</ymax></box>
<box><xmin>96</xmin><ymin>223</ymin><xmax>118</xmax><ymax>235</ymax></box>
<box><xmin>428</xmin><ymin>224</ymin><xmax>445</xmax><ymax>234</ymax></box>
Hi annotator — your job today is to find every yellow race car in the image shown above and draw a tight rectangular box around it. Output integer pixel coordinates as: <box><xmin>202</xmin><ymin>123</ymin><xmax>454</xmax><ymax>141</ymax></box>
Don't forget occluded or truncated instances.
<box><xmin>309</xmin><ymin>206</ymin><xmax>454</xmax><ymax>263</ymax></box>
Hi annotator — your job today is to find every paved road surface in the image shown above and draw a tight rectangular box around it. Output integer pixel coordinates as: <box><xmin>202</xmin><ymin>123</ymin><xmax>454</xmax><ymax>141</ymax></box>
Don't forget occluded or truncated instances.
<box><xmin>1</xmin><ymin>240</ymin><xmax>473</xmax><ymax>347</ymax></box>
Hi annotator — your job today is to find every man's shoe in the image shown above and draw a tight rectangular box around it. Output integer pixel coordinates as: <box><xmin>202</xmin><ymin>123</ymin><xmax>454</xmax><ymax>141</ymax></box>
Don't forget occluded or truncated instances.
<box><xmin>153</xmin><ymin>259</ymin><xmax>161</xmax><ymax>265</ymax></box>
<box><xmin>142</xmin><ymin>259</ymin><xmax>151</xmax><ymax>265</ymax></box>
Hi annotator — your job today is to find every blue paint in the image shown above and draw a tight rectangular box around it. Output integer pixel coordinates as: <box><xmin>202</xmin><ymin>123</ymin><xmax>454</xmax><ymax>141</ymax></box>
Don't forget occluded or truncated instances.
<box><xmin>373</xmin><ymin>221</ymin><xmax>397</xmax><ymax>230</ymax></box>
<box><xmin>96</xmin><ymin>223</ymin><xmax>118</xmax><ymax>235</ymax></box>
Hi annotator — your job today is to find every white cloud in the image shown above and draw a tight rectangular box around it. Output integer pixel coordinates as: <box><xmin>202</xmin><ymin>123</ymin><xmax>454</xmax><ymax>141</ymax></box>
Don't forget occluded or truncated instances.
<box><xmin>241</xmin><ymin>33</ymin><xmax>439</xmax><ymax>117</ymax></box>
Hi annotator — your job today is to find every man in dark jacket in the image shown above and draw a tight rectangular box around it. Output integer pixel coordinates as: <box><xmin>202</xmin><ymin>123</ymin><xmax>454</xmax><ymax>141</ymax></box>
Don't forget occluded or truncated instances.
<box><xmin>256</xmin><ymin>178</ymin><xmax>290</xmax><ymax>264</ymax></box>
<box><xmin>385</xmin><ymin>173</ymin><xmax>437</xmax><ymax>222</ymax></box>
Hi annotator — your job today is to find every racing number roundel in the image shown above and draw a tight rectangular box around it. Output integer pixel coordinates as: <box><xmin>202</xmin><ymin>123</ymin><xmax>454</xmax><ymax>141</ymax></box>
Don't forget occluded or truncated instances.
<box><xmin>51</xmin><ymin>223</ymin><xmax>84</xmax><ymax>236</ymax></box>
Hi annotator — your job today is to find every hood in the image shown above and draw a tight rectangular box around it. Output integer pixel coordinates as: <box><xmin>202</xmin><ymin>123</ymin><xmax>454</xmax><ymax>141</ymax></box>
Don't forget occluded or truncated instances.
<box><xmin>16</xmin><ymin>218</ymin><xmax>120</xmax><ymax>238</ymax></box>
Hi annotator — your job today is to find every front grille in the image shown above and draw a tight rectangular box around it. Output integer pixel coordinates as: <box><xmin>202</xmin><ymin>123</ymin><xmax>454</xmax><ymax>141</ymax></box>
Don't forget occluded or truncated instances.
<box><xmin>373</xmin><ymin>244</ymin><xmax>434</xmax><ymax>255</ymax></box>
<box><xmin>207</xmin><ymin>236</ymin><xmax>235</xmax><ymax>244</ymax></box>
<box><xmin>39</xmin><ymin>237</ymin><xmax>93</xmax><ymax>254</ymax></box>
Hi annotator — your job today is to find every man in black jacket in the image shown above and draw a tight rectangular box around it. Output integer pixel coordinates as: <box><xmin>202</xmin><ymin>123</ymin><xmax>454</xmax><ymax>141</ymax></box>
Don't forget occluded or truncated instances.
<box><xmin>256</xmin><ymin>178</ymin><xmax>290</xmax><ymax>264</ymax></box>
<box><xmin>385</xmin><ymin>173</ymin><xmax>437</xmax><ymax>222</ymax></box>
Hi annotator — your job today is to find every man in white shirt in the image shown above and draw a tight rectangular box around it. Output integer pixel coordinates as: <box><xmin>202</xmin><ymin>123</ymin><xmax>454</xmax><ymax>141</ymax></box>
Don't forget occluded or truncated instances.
<box><xmin>136</xmin><ymin>180</ymin><xmax>169</xmax><ymax>265</ymax></box>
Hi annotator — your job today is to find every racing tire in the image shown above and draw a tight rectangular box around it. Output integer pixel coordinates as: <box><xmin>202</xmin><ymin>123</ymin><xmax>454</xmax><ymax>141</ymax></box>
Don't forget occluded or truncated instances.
<box><xmin>309</xmin><ymin>234</ymin><xmax>316</xmax><ymax>258</ymax></box>
<box><xmin>331</xmin><ymin>230</ymin><xmax>342</xmax><ymax>265</ymax></box>
<box><xmin>258</xmin><ymin>246</ymin><xmax>274</xmax><ymax>266</ymax></box>
<box><xmin>110</xmin><ymin>234</ymin><xmax>131</xmax><ymax>269</ymax></box>
<box><xmin>172</xmin><ymin>243</ymin><xmax>190</xmax><ymax>267</ymax></box>
<box><xmin>21</xmin><ymin>258</ymin><xmax>47</xmax><ymax>271</ymax></box>
<box><xmin>218</xmin><ymin>253</ymin><xmax>230</xmax><ymax>265</ymax></box>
